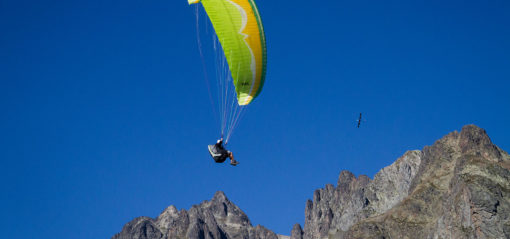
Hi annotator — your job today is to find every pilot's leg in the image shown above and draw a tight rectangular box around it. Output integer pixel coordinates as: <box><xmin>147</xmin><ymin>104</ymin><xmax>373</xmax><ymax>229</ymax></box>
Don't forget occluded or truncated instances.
<box><xmin>229</xmin><ymin>152</ymin><xmax>238</xmax><ymax>166</ymax></box>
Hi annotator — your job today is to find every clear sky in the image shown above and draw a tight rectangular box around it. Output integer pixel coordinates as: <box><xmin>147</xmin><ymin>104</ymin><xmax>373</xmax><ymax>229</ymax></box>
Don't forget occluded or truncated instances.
<box><xmin>1</xmin><ymin>0</ymin><xmax>509</xmax><ymax>238</ymax></box>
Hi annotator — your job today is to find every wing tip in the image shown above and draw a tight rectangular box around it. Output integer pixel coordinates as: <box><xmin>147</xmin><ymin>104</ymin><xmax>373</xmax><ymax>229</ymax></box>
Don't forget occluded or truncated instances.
<box><xmin>237</xmin><ymin>95</ymin><xmax>253</xmax><ymax>106</ymax></box>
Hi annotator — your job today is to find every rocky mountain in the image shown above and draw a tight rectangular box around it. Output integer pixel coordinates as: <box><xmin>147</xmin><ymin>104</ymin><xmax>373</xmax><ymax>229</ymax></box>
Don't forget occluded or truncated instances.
<box><xmin>113</xmin><ymin>191</ymin><xmax>280</xmax><ymax>239</ymax></box>
<box><xmin>113</xmin><ymin>125</ymin><xmax>510</xmax><ymax>239</ymax></box>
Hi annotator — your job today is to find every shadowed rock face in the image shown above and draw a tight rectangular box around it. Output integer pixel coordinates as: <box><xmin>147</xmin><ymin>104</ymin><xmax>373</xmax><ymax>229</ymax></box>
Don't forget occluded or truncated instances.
<box><xmin>113</xmin><ymin>217</ymin><xmax>163</xmax><ymax>239</ymax></box>
<box><xmin>113</xmin><ymin>125</ymin><xmax>510</xmax><ymax>239</ymax></box>
<box><xmin>290</xmin><ymin>224</ymin><xmax>303</xmax><ymax>239</ymax></box>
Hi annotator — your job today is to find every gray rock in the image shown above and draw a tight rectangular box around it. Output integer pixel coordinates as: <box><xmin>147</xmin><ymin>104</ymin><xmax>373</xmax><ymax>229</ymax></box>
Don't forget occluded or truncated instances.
<box><xmin>290</xmin><ymin>224</ymin><xmax>303</xmax><ymax>239</ymax></box>
<box><xmin>113</xmin><ymin>217</ymin><xmax>163</xmax><ymax>239</ymax></box>
<box><xmin>303</xmin><ymin>149</ymin><xmax>423</xmax><ymax>238</ymax></box>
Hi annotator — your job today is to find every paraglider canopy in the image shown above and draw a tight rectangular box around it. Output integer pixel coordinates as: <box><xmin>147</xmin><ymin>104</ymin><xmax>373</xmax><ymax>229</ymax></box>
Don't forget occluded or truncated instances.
<box><xmin>189</xmin><ymin>0</ymin><xmax>267</xmax><ymax>106</ymax></box>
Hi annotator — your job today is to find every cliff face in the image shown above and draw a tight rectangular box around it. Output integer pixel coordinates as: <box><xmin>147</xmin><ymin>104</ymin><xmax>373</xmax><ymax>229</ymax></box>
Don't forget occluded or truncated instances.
<box><xmin>113</xmin><ymin>125</ymin><xmax>510</xmax><ymax>239</ymax></box>
<box><xmin>303</xmin><ymin>150</ymin><xmax>422</xmax><ymax>239</ymax></box>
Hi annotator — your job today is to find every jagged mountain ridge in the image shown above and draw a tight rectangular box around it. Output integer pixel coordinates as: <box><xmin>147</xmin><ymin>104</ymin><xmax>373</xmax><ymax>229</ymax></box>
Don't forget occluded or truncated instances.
<box><xmin>113</xmin><ymin>191</ymin><xmax>280</xmax><ymax>239</ymax></box>
<box><xmin>113</xmin><ymin>125</ymin><xmax>510</xmax><ymax>239</ymax></box>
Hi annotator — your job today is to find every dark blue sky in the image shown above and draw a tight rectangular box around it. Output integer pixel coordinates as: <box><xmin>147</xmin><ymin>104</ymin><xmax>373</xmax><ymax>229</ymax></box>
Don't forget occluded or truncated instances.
<box><xmin>1</xmin><ymin>0</ymin><xmax>509</xmax><ymax>238</ymax></box>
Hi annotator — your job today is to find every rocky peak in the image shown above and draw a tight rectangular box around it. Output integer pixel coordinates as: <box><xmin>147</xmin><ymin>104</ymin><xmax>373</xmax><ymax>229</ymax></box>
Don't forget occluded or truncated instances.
<box><xmin>114</xmin><ymin>192</ymin><xmax>277</xmax><ymax>239</ymax></box>
<box><xmin>211</xmin><ymin>191</ymin><xmax>228</xmax><ymax>203</ymax></box>
<box><xmin>460</xmin><ymin>124</ymin><xmax>492</xmax><ymax>148</ymax></box>
<box><xmin>336</xmin><ymin>171</ymin><xmax>355</xmax><ymax>192</ymax></box>
<box><xmin>459</xmin><ymin>124</ymin><xmax>506</xmax><ymax>162</ymax></box>
<box><xmin>290</xmin><ymin>224</ymin><xmax>303</xmax><ymax>239</ymax></box>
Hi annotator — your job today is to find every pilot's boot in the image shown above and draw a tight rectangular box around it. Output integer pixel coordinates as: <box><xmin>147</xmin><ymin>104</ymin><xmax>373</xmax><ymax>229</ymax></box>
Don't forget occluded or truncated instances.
<box><xmin>229</xmin><ymin>152</ymin><xmax>239</xmax><ymax>166</ymax></box>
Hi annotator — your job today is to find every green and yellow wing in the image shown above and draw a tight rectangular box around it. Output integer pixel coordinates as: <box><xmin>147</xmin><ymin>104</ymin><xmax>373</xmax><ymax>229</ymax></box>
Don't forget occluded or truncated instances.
<box><xmin>189</xmin><ymin>0</ymin><xmax>267</xmax><ymax>105</ymax></box>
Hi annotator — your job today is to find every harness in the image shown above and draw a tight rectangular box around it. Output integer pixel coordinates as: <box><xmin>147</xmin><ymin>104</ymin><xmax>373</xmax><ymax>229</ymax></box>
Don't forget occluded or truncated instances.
<box><xmin>208</xmin><ymin>144</ymin><xmax>229</xmax><ymax>163</ymax></box>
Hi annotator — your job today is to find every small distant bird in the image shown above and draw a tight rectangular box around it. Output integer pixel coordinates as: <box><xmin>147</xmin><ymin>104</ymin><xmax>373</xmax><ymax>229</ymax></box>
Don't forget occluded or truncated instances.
<box><xmin>357</xmin><ymin>113</ymin><xmax>362</xmax><ymax>128</ymax></box>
